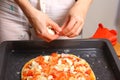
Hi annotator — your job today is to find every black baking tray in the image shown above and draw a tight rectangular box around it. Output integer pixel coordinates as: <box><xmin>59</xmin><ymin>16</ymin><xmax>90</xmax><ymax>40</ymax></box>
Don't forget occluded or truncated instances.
<box><xmin>0</xmin><ymin>39</ymin><xmax>120</xmax><ymax>80</ymax></box>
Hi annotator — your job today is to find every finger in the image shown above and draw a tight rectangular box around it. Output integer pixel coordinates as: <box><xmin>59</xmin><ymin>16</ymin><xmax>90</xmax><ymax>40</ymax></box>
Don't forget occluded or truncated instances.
<box><xmin>36</xmin><ymin>29</ymin><xmax>59</xmax><ymax>42</ymax></box>
<box><xmin>38</xmin><ymin>33</ymin><xmax>59</xmax><ymax>42</ymax></box>
<box><xmin>48</xmin><ymin>19</ymin><xmax>62</xmax><ymax>32</ymax></box>
<box><xmin>66</xmin><ymin>19</ymin><xmax>83</xmax><ymax>36</ymax></box>
<box><xmin>68</xmin><ymin>22</ymin><xmax>84</xmax><ymax>38</ymax></box>
<box><xmin>44</xmin><ymin>34</ymin><xmax>58</xmax><ymax>42</ymax></box>
<box><xmin>67</xmin><ymin>16</ymin><xmax>84</xmax><ymax>37</ymax></box>
<box><xmin>65</xmin><ymin>21</ymin><xmax>78</xmax><ymax>36</ymax></box>
<box><xmin>61</xmin><ymin>16</ymin><xmax>70</xmax><ymax>29</ymax></box>
<box><xmin>61</xmin><ymin>17</ymin><xmax>76</xmax><ymax>36</ymax></box>
<box><xmin>43</xmin><ymin>34</ymin><xmax>59</xmax><ymax>42</ymax></box>
<box><xmin>59</xmin><ymin>16</ymin><xmax>70</xmax><ymax>36</ymax></box>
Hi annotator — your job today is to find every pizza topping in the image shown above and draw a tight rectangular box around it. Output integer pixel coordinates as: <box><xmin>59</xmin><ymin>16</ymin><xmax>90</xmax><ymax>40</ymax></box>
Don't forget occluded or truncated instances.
<box><xmin>69</xmin><ymin>77</ymin><xmax>76</xmax><ymax>80</ymax></box>
<box><xmin>22</xmin><ymin>53</ymin><xmax>96</xmax><ymax>80</ymax></box>
<box><xmin>35</xmin><ymin>56</ymin><xmax>45</xmax><ymax>65</ymax></box>
<box><xmin>48</xmin><ymin>75</ymin><xmax>53</xmax><ymax>80</ymax></box>
<box><xmin>70</xmin><ymin>66</ymin><xmax>75</xmax><ymax>73</ymax></box>
<box><xmin>85</xmin><ymin>69</ymin><xmax>91</xmax><ymax>75</ymax></box>
<box><xmin>65</xmin><ymin>58</ymin><xmax>73</xmax><ymax>66</ymax></box>
<box><xmin>64</xmin><ymin>67</ymin><xmax>69</xmax><ymax>72</ymax></box>
<box><xmin>54</xmin><ymin>64</ymin><xmax>66</xmax><ymax>71</ymax></box>
<box><xmin>31</xmin><ymin>61</ymin><xmax>42</xmax><ymax>70</ymax></box>
<box><xmin>78</xmin><ymin>77</ymin><xmax>85</xmax><ymax>80</ymax></box>
<box><xmin>37</xmin><ymin>75</ymin><xmax>47</xmax><ymax>80</ymax></box>
<box><xmin>44</xmin><ymin>56</ymin><xmax>50</xmax><ymax>63</ymax></box>
<box><xmin>27</xmin><ymin>76</ymin><xmax>32</xmax><ymax>80</ymax></box>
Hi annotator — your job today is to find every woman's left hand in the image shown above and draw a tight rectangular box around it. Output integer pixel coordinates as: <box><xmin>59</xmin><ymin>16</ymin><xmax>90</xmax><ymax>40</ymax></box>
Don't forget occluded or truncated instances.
<box><xmin>60</xmin><ymin>14</ymin><xmax>84</xmax><ymax>38</ymax></box>
<box><xmin>60</xmin><ymin>0</ymin><xmax>92</xmax><ymax>38</ymax></box>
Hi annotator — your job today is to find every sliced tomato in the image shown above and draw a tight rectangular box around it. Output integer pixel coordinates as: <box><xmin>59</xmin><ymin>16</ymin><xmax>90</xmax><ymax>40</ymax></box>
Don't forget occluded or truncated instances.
<box><xmin>61</xmin><ymin>59</ymin><xmax>67</xmax><ymax>64</ymax></box>
<box><xmin>23</xmin><ymin>71</ymin><xmax>28</xmax><ymax>77</ymax></box>
<box><xmin>50</xmin><ymin>53</ymin><xmax>59</xmax><ymax>65</ymax></box>
<box><xmin>32</xmin><ymin>75</ymin><xmax>38</xmax><ymax>80</ymax></box>
<box><xmin>35</xmin><ymin>56</ymin><xmax>44</xmax><ymax>65</ymax></box>
<box><xmin>49</xmin><ymin>58</ymin><xmax>58</xmax><ymax>66</ymax></box>
<box><xmin>23</xmin><ymin>70</ymin><xmax>34</xmax><ymax>77</ymax></box>
<box><xmin>84</xmin><ymin>75</ymin><xmax>91</xmax><ymax>80</ymax></box>
<box><xmin>67</xmin><ymin>71</ymin><xmax>75</xmax><ymax>78</ymax></box>
<box><xmin>74</xmin><ymin>63</ymin><xmax>83</xmax><ymax>68</ymax></box>
<box><xmin>27</xmin><ymin>70</ymin><xmax>34</xmax><ymax>76</ymax></box>
<box><xmin>49</xmin><ymin>68</ymin><xmax>69</xmax><ymax>80</ymax></box>
<box><xmin>63</xmin><ymin>55</ymin><xmax>73</xmax><ymax>60</ymax></box>
<box><xmin>51</xmin><ymin>52</ymin><xmax>58</xmax><ymax>57</ymax></box>
<box><xmin>85</xmin><ymin>69</ymin><xmax>91</xmax><ymax>75</ymax></box>
<box><xmin>25</xmin><ymin>63</ymin><xmax>31</xmax><ymax>68</ymax></box>
<box><xmin>41</xmin><ymin>63</ymin><xmax>50</xmax><ymax>74</ymax></box>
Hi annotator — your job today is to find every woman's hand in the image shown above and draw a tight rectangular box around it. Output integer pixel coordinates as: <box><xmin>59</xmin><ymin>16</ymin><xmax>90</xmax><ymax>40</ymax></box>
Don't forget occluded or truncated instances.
<box><xmin>60</xmin><ymin>0</ymin><xmax>92</xmax><ymax>38</ymax></box>
<box><xmin>15</xmin><ymin>0</ymin><xmax>61</xmax><ymax>42</ymax></box>
<box><xmin>60</xmin><ymin>12</ymin><xmax>84</xmax><ymax>38</ymax></box>
<box><xmin>29</xmin><ymin>9</ymin><xmax>61</xmax><ymax>42</ymax></box>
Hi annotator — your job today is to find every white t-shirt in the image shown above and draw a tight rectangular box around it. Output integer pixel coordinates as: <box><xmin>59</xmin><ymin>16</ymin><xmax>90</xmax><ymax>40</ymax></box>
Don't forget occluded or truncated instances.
<box><xmin>31</xmin><ymin>0</ymin><xmax>76</xmax><ymax>26</ymax></box>
<box><xmin>0</xmin><ymin>0</ymin><xmax>75</xmax><ymax>26</ymax></box>
<box><xmin>0</xmin><ymin>0</ymin><xmax>80</xmax><ymax>40</ymax></box>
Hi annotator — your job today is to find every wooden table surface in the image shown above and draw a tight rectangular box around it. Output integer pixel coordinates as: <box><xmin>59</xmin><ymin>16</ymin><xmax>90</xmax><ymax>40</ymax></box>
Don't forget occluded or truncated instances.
<box><xmin>113</xmin><ymin>42</ymin><xmax>120</xmax><ymax>59</ymax></box>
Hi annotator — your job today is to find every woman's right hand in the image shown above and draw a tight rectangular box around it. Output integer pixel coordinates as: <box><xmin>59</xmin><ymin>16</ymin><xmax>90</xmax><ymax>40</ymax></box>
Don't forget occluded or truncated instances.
<box><xmin>28</xmin><ymin>9</ymin><xmax>62</xmax><ymax>42</ymax></box>
<box><xmin>15</xmin><ymin>0</ymin><xmax>61</xmax><ymax>42</ymax></box>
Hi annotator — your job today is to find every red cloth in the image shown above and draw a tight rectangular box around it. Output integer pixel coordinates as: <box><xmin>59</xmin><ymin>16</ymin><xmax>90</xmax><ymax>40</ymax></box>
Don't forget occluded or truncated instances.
<box><xmin>92</xmin><ymin>23</ymin><xmax>117</xmax><ymax>45</ymax></box>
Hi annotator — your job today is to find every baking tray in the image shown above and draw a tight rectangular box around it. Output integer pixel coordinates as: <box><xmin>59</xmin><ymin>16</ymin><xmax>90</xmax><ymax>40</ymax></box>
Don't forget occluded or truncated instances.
<box><xmin>0</xmin><ymin>39</ymin><xmax>120</xmax><ymax>80</ymax></box>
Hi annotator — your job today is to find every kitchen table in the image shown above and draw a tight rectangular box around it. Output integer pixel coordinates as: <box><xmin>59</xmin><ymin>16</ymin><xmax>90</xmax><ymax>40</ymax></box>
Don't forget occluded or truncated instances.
<box><xmin>114</xmin><ymin>42</ymin><xmax>120</xmax><ymax>59</ymax></box>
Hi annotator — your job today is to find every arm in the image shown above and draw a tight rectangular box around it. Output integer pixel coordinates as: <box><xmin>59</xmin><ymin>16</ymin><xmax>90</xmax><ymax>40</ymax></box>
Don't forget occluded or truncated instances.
<box><xmin>61</xmin><ymin>0</ymin><xmax>93</xmax><ymax>38</ymax></box>
<box><xmin>14</xmin><ymin>0</ymin><xmax>37</xmax><ymax>19</ymax></box>
<box><xmin>73</xmin><ymin>0</ymin><xmax>93</xmax><ymax>19</ymax></box>
<box><xmin>14</xmin><ymin>0</ymin><xmax>61</xmax><ymax>42</ymax></box>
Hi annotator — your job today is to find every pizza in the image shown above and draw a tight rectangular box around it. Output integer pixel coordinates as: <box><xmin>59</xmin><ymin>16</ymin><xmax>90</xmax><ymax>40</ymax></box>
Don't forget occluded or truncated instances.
<box><xmin>21</xmin><ymin>53</ymin><xmax>96</xmax><ymax>80</ymax></box>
